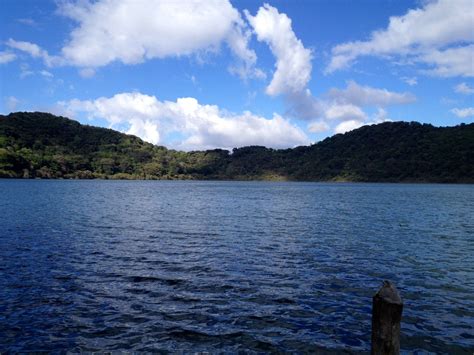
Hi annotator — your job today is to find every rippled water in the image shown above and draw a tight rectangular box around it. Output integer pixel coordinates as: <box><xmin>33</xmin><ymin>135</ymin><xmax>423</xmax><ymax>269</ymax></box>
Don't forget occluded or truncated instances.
<box><xmin>0</xmin><ymin>180</ymin><xmax>473</xmax><ymax>352</ymax></box>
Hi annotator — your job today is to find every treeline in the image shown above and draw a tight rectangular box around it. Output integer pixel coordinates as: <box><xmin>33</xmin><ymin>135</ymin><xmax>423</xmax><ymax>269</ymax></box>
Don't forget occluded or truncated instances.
<box><xmin>1</xmin><ymin>112</ymin><xmax>473</xmax><ymax>182</ymax></box>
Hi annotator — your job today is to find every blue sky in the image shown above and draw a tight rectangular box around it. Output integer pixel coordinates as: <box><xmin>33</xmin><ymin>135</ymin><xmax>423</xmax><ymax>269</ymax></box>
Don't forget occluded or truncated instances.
<box><xmin>0</xmin><ymin>0</ymin><xmax>473</xmax><ymax>150</ymax></box>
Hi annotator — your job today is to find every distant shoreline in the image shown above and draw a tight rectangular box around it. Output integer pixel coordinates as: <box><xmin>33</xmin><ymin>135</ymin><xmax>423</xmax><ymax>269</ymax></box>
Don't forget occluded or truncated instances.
<box><xmin>1</xmin><ymin>177</ymin><xmax>472</xmax><ymax>185</ymax></box>
<box><xmin>1</xmin><ymin>112</ymin><xmax>473</xmax><ymax>183</ymax></box>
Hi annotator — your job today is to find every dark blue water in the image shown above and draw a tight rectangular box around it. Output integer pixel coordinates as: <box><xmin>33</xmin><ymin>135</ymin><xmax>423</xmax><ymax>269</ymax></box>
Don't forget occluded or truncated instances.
<box><xmin>1</xmin><ymin>180</ymin><xmax>473</xmax><ymax>353</ymax></box>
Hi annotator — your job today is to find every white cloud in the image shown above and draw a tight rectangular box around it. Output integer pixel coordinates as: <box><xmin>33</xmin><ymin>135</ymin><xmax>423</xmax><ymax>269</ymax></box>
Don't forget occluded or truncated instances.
<box><xmin>6</xmin><ymin>38</ymin><xmax>61</xmax><ymax>66</ymax></box>
<box><xmin>326</xmin><ymin>0</ymin><xmax>474</xmax><ymax>77</ymax></box>
<box><xmin>58</xmin><ymin>92</ymin><xmax>309</xmax><ymax>150</ymax></box>
<box><xmin>7</xmin><ymin>38</ymin><xmax>45</xmax><ymax>58</ymax></box>
<box><xmin>451</xmin><ymin>107</ymin><xmax>474</xmax><ymax>118</ymax></box>
<box><xmin>245</xmin><ymin>4</ymin><xmax>312</xmax><ymax>96</ymax></box>
<box><xmin>226</xmin><ymin>23</ymin><xmax>265</xmax><ymax>80</ymax></box>
<box><xmin>327</xmin><ymin>80</ymin><xmax>416</xmax><ymax>106</ymax></box>
<box><xmin>454</xmin><ymin>82</ymin><xmax>474</xmax><ymax>95</ymax></box>
<box><xmin>7</xmin><ymin>0</ymin><xmax>263</xmax><ymax>80</ymax></box>
<box><xmin>334</xmin><ymin>120</ymin><xmax>364</xmax><ymax>134</ymax></box>
<box><xmin>324</xmin><ymin>104</ymin><xmax>367</xmax><ymax>121</ymax></box>
<box><xmin>287</xmin><ymin>81</ymin><xmax>413</xmax><ymax>134</ymax></box>
<box><xmin>60</xmin><ymin>0</ymin><xmax>233</xmax><ymax>65</ymax></box>
<box><xmin>315</xmin><ymin>84</ymin><xmax>401</xmax><ymax>134</ymax></box>
<box><xmin>0</xmin><ymin>51</ymin><xmax>16</xmax><ymax>64</ymax></box>
<box><xmin>57</xmin><ymin>0</ymin><xmax>260</xmax><ymax>78</ymax></box>
<box><xmin>178</xmin><ymin>110</ymin><xmax>308</xmax><ymax>150</ymax></box>
<box><xmin>127</xmin><ymin>119</ymin><xmax>161</xmax><ymax>145</ymax></box>
<box><xmin>333</xmin><ymin>108</ymin><xmax>391</xmax><ymax>135</ymax></box>
<box><xmin>242</xmin><ymin>5</ymin><xmax>415</xmax><ymax>128</ymax></box>
<box><xmin>420</xmin><ymin>45</ymin><xmax>474</xmax><ymax>77</ymax></box>
<box><xmin>244</xmin><ymin>4</ymin><xmax>317</xmax><ymax>122</ymax></box>
<box><xmin>401</xmin><ymin>76</ymin><xmax>417</xmax><ymax>86</ymax></box>
<box><xmin>308</xmin><ymin>120</ymin><xmax>329</xmax><ymax>133</ymax></box>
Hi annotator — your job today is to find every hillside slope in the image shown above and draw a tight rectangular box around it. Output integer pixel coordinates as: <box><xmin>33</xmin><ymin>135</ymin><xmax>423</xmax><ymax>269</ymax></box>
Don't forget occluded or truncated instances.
<box><xmin>1</xmin><ymin>112</ymin><xmax>473</xmax><ymax>182</ymax></box>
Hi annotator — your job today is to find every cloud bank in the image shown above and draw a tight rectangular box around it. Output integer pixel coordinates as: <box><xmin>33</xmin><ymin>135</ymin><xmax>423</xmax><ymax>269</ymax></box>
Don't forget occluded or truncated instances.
<box><xmin>58</xmin><ymin>92</ymin><xmax>309</xmax><ymax>150</ymax></box>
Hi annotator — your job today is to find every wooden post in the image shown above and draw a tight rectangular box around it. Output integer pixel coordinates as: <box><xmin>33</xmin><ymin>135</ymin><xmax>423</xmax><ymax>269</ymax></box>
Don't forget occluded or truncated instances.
<box><xmin>371</xmin><ymin>280</ymin><xmax>403</xmax><ymax>355</ymax></box>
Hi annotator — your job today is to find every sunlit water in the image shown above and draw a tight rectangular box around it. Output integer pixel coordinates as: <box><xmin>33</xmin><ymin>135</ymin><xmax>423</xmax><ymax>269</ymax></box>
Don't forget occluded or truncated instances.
<box><xmin>1</xmin><ymin>180</ymin><xmax>473</xmax><ymax>352</ymax></box>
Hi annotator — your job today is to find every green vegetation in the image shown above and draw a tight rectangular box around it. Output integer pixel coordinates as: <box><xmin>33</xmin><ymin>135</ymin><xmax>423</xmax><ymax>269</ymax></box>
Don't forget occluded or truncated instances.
<box><xmin>1</xmin><ymin>112</ymin><xmax>473</xmax><ymax>182</ymax></box>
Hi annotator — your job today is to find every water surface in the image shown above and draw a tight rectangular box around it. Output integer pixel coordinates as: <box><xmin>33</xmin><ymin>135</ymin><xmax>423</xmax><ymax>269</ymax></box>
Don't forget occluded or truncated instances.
<box><xmin>1</xmin><ymin>180</ymin><xmax>473</xmax><ymax>352</ymax></box>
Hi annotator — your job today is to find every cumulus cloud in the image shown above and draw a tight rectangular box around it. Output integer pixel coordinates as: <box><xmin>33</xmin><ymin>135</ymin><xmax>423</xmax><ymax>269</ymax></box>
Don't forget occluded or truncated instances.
<box><xmin>178</xmin><ymin>110</ymin><xmax>308</xmax><ymax>150</ymax></box>
<box><xmin>245</xmin><ymin>4</ymin><xmax>312</xmax><ymax>96</ymax></box>
<box><xmin>0</xmin><ymin>51</ymin><xmax>16</xmax><ymax>64</ymax></box>
<box><xmin>333</xmin><ymin>108</ymin><xmax>391</xmax><ymax>134</ymax></box>
<box><xmin>327</xmin><ymin>80</ymin><xmax>416</xmax><ymax>106</ymax></box>
<box><xmin>326</xmin><ymin>0</ymin><xmax>474</xmax><ymax>77</ymax></box>
<box><xmin>57</xmin><ymin>0</ymin><xmax>261</xmax><ymax>78</ymax></box>
<box><xmin>454</xmin><ymin>82</ymin><xmax>474</xmax><ymax>95</ymax></box>
<box><xmin>324</xmin><ymin>104</ymin><xmax>367</xmax><ymax>121</ymax></box>
<box><xmin>292</xmin><ymin>81</ymin><xmax>413</xmax><ymax>133</ymax></box>
<box><xmin>226</xmin><ymin>24</ymin><xmax>266</xmax><ymax>80</ymax></box>
<box><xmin>6</xmin><ymin>0</ymin><xmax>263</xmax><ymax>79</ymax></box>
<box><xmin>244</xmin><ymin>4</ymin><xmax>415</xmax><ymax>133</ymax></box>
<box><xmin>451</xmin><ymin>107</ymin><xmax>474</xmax><ymax>118</ymax></box>
<box><xmin>281</xmin><ymin>74</ymin><xmax>414</xmax><ymax>127</ymax></box>
<box><xmin>315</xmin><ymin>84</ymin><xmax>401</xmax><ymax>134</ymax></box>
<box><xmin>58</xmin><ymin>92</ymin><xmax>309</xmax><ymax>150</ymax></box>
<box><xmin>334</xmin><ymin>120</ymin><xmax>365</xmax><ymax>134</ymax></box>
<box><xmin>244</xmin><ymin>4</ymin><xmax>319</xmax><ymax>123</ymax></box>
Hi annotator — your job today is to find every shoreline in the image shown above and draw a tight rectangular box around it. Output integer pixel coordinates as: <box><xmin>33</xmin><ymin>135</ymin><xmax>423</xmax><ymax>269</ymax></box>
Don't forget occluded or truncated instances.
<box><xmin>1</xmin><ymin>177</ymin><xmax>473</xmax><ymax>184</ymax></box>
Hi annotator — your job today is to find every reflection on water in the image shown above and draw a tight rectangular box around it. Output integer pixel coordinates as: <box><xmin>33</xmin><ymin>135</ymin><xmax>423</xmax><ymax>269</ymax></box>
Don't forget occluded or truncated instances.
<box><xmin>0</xmin><ymin>180</ymin><xmax>473</xmax><ymax>352</ymax></box>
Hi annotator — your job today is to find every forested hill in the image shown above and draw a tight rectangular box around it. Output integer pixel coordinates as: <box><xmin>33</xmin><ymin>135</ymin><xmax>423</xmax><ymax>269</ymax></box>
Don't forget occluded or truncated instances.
<box><xmin>1</xmin><ymin>112</ymin><xmax>473</xmax><ymax>182</ymax></box>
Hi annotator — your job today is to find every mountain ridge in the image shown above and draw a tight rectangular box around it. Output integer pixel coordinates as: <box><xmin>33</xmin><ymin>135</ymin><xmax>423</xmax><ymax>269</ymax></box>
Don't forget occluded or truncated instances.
<box><xmin>1</xmin><ymin>111</ymin><xmax>473</xmax><ymax>183</ymax></box>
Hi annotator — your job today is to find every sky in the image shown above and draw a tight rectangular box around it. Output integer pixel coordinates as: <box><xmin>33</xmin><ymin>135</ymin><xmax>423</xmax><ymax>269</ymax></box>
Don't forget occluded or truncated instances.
<box><xmin>0</xmin><ymin>0</ymin><xmax>473</xmax><ymax>151</ymax></box>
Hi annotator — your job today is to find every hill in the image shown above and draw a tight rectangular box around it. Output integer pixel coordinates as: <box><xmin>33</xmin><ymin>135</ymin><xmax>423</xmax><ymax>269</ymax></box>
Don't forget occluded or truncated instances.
<box><xmin>1</xmin><ymin>112</ymin><xmax>473</xmax><ymax>182</ymax></box>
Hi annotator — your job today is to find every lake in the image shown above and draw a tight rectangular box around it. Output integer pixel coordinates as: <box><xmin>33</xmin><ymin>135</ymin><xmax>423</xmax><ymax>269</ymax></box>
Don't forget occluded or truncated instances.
<box><xmin>0</xmin><ymin>180</ymin><xmax>473</xmax><ymax>352</ymax></box>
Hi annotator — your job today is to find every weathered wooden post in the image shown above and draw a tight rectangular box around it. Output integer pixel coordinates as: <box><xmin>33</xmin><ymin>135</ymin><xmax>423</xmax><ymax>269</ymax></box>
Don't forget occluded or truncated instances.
<box><xmin>371</xmin><ymin>280</ymin><xmax>403</xmax><ymax>355</ymax></box>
